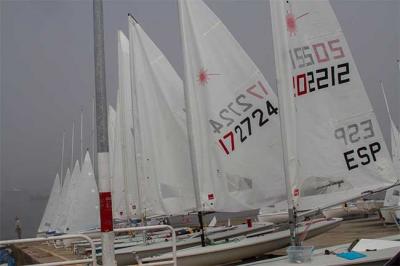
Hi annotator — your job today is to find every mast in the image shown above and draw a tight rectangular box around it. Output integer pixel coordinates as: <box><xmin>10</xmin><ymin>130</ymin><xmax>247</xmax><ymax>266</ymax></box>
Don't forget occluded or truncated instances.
<box><xmin>91</xmin><ymin>97</ymin><xmax>97</xmax><ymax>176</ymax></box>
<box><xmin>60</xmin><ymin>131</ymin><xmax>65</xmax><ymax>186</ymax></box>
<box><xmin>80</xmin><ymin>107</ymin><xmax>84</xmax><ymax>165</ymax></box>
<box><xmin>270</xmin><ymin>0</ymin><xmax>299</xmax><ymax>246</ymax></box>
<box><xmin>93</xmin><ymin>0</ymin><xmax>115</xmax><ymax>264</ymax></box>
<box><xmin>177</xmin><ymin>0</ymin><xmax>206</xmax><ymax>247</ymax></box>
<box><xmin>71</xmin><ymin>121</ymin><xmax>75</xmax><ymax>170</ymax></box>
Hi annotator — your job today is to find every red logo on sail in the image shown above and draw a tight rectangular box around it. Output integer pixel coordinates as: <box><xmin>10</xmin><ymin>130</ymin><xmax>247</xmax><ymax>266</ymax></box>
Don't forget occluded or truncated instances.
<box><xmin>286</xmin><ymin>12</ymin><xmax>297</xmax><ymax>36</ymax></box>
<box><xmin>285</xmin><ymin>2</ymin><xmax>309</xmax><ymax>37</ymax></box>
<box><xmin>208</xmin><ymin>193</ymin><xmax>215</xmax><ymax>200</ymax></box>
<box><xmin>197</xmin><ymin>68</ymin><xmax>221</xmax><ymax>86</ymax></box>
<box><xmin>293</xmin><ymin>188</ymin><xmax>300</xmax><ymax>197</ymax></box>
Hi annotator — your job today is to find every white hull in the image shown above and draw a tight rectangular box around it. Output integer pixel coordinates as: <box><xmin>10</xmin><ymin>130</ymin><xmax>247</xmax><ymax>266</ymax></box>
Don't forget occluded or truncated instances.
<box><xmin>142</xmin><ymin>218</ymin><xmax>341</xmax><ymax>266</ymax></box>
<box><xmin>104</xmin><ymin>223</ymin><xmax>274</xmax><ymax>265</ymax></box>
<box><xmin>323</xmin><ymin>205</ymin><xmax>366</xmax><ymax>219</ymax></box>
<box><xmin>258</xmin><ymin>211</ymin><xmax>288</xmax><ymax>224</ymax></box>
<box><xmin>256</xmin><ymin>235</ymin><xmax>400</xmax><ymax>266</ymax></box>
<box><xmin>356</xmin><ymin>200</ymin><xmax>384</xmax><ymax>212</ymax></box>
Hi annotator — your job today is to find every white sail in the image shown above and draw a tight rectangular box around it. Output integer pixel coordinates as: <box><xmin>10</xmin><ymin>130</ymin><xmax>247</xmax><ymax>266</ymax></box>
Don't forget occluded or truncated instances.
<box><xmin>270</xmin><ymin>0</ymin><xmax>396</xmax><ymax>211</ymax></box>
<box><xmin>117</xmin><ymin>31</ymin><xmax>141</xmax><ymax>219</ymax></box>
<box><xmin>109</xmin><ymin>104</ymin><xmax>128</xmax><ymax>220</ymax></box>
<box><xmin>381</xmin><ymin>82</ymin><xmax>400</xmax><ymax>206</ymax></box>
<box><xmin>381</xmin><ymin>81</ymin><xmax>400</xmax><ymax>176</ymax></box>
<box><xmin>55</xmin><ymin>161</ymin><xmax>81</xmax><ymax>232</ymax></box>
<box><xmin>108</xmin><ymin>105</ymin><xmax>116</xmax><ymax>177</ymax></box>
<box><xmin>128</xmin><ymin>18</ymin><xmax>195</xmax><ymax>215</ymax></box>
<box><xmin>58</xmin><ymin>161</ymin><xmax>80</xmax><ymax>232</ymax></box>
<box><xmin>63</xmin><ymin>152</ymin><xmax>99</xmax><ymax>233</ymax></box>
<box><xmin>391</xmin><ymin>120</ymin><xmax>400</xmax><ymax>175</ymax></box>
<box><xmin>38</xmin><ymin>173</ymin><xmax>61</xmax><ymax>232</ymax></box>
<box><xmin>178</xmin><ymin>0</ymin><xmax>286</xmax><ymax>212</ymax></box>
<box><xmin>53</xmin><ymin>167</ymin><xmax>71</xmax><ymax>230</ymax></box>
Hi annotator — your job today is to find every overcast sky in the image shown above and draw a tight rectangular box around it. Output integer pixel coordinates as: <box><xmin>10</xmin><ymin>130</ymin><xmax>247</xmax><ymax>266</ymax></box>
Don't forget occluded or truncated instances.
<box><xmin>1</xmin><ymin>0</ymin><xmax>399</xmax><ymax>239</ymax></box>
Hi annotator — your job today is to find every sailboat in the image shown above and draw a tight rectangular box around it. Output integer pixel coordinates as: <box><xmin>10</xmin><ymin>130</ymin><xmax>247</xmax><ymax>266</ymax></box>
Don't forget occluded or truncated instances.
<box><xmin>53</xmin><ymin>167</ymin><xmax>71</xmax><ymax>232</ymax></box>
<box><xmin>37</xmin><ymin>173</ymin><xmax>61</xmax><ymax>234</ymax></box>
<box><xmin>248</xmin><ymin>0</ymin><xmax>399</xmax><ymax>264</ymax></box>
<box><xmin>127</xmin><ymin>18</ymin><xmax>196</xmax><ymax>217</ymax></box>
<box><xmin>108</xmin><ymin>103</ymin><xmax>132</xmax><ymax>224</ymax></box>
<box><xmin>380</xmin><ymin>78</ymin><xmax>400</xmax><ymax>224</ymax></box>
<box><xmin>115</xmin><ymin>30</ymin><xmax>141</xmax><ymax>222</ymax></box>
<box><xmin>55</xmin><ymin>160</ymin><xmax>81</xmax><ymax>233</ymax></box>
<box><xmin>62</xmin><ymin>152</ymin><xmax>100</xmax><ymax>233</ymax></box>
<box><xmin>140</xmin><ymin>0</ymin><xmax>399</xmax><ymax>264</ymax></box>
<box><xmin>123</xmin><ymin>0</ymin><xmax>342</xmax><ymax>265</ymax></box>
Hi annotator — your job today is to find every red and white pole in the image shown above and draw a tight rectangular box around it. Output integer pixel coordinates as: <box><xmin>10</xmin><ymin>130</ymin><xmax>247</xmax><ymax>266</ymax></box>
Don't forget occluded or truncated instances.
<box><xmin>93</xmin><ymin>0</ymin><xmax>115</xmax><ymax>264</ymax></box>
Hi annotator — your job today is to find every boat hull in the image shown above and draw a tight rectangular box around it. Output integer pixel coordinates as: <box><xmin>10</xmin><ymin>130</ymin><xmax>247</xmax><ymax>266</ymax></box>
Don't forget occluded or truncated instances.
<box><xmin>380</xmin><ymin>206</ymin><xmax>400</xmax><ymax>224</ymax></box>
<box><xmin>142</xmin><ymin>218</ymin><xmax>341</xmax><ymax>266</ymax></box>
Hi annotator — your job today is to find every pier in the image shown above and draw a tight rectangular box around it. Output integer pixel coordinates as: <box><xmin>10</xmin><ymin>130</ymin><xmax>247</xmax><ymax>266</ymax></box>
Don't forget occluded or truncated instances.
<box><xmin>5</xmin><ymin>215</ymin><xmax>398</xmax><ymax>265</ymax></box>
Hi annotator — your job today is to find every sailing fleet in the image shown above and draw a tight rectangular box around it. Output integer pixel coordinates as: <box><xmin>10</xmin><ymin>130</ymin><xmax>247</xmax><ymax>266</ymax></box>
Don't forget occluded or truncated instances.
<box><xmin>36</xmin><ymin>0</ymin><xmax>399</xmax><ymax>265</ymax></box>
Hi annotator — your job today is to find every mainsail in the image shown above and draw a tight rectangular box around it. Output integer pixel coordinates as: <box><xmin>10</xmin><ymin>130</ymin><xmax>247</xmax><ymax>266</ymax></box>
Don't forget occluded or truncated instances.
<box><xmin>63</xmin><ymin>152</ymin><xmax>99</xmax><ymax>233</ymax></box>
<box><xmin>381</xmin><ymin>81</ymin><xmax>400</xmax><ymax>176</ymax></box>
<box><xmin>116</xmin><ymin>31</ymin><xmax>141</xmax><ymax>219</ymax></box>
<box><xmin>270</xmin><ymin>0</ymin><xmax>396</xmax><ymax>212</ymax></box>
<box><xmin>128</xmin><ymin>17</ymin><xmax>195</xmax><ymax>215</ymax></box>
<box><xmin>55</xmin><ymin>161</ymin><xmax>80</xmax><ymax>232</ymax></box>
<box><xmin>391</xmin><ymin>121</ymin><xmax>400</xmax><ymax>175</ymax></box>
<box><xmin>38</xmin><ymin>173</ymin><xmax>61</xmax><ymax>232</ymax></box>
<box><xmin>178</xmin><ymin>0</ymin><xmax>286</xmax><ymax>212</ymax></box>
<box><xmin>53</xmin><ymin>167</ymin><xmax>70</xmax><ymax>231</ymax></box>
<box><xmin>108</xmin><ymin>104</ymin><xmax>130</xmax><ymax>220</ymax></box>
<box><xmin>381</xmin><ymin>81</ymin><xmax>400</xmax><ymax>206</ymax></box>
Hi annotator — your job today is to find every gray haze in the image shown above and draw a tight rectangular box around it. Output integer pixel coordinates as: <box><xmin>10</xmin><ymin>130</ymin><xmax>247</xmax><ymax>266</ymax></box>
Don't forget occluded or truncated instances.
<box><xmin>1</xmin><ymin>0</ymin><xmax>399</xmax><ymax>239</ymax></box>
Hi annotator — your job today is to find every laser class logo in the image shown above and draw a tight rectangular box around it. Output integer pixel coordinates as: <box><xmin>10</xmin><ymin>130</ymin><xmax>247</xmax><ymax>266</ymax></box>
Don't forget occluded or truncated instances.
<box><xmin>285</xmin><ymin>2</ymin><xmax>309</xmax><ymax>36</ymax></box>
<box><xmin>197</xmin><ymin>67</ymin><xmax>221</xmax><ymax>86</ymax></box>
